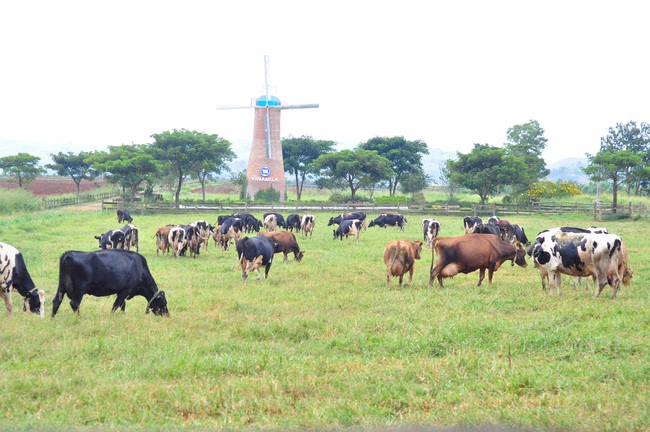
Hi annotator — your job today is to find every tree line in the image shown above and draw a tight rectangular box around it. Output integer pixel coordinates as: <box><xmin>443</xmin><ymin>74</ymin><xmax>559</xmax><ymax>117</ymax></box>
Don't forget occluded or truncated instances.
<box><xmin>1</xmin><ymin>120</ymin><xmax>649</xmax><ymax>208</ymax></box>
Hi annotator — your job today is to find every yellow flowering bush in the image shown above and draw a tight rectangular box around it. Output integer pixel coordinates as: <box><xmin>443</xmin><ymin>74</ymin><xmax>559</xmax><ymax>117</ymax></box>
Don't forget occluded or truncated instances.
<box><xmin>527</xmin><ymin>180</ymin><xmax>583</xmax><ymax>201</ymax></box>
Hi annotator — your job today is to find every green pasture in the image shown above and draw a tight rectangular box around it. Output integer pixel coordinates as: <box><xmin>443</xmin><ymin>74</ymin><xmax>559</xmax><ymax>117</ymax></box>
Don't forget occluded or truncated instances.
<box><xmin>0</xmin><ymin>209</ymin><xmax>648</xmax><ymax>431</ymax></box>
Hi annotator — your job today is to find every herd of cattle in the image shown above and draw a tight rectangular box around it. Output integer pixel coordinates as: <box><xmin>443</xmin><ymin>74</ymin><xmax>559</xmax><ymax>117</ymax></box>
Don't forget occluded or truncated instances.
<box><xmin>0</xmin><ymin>209</ymin><xmax>633</xmax><ymax>320</ymax></box>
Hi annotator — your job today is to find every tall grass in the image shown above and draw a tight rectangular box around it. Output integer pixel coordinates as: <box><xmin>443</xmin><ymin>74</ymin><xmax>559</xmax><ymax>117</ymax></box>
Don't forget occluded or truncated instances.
<box><xmin>0</xmin><ymin>210</ymin><xmax>648</xmax><ymax>431</ymax></box>
<box><xmin>0</xmin><ymin>188</ymin><xmax>42</xmax><ymax>213</ymax></box>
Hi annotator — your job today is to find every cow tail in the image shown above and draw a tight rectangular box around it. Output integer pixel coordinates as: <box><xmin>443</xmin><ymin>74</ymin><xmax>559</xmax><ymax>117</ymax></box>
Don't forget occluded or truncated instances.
<box><xmin>388</xmin><ymin>243</ymin><xmax>399</xmax><ymax>275</ymax></box>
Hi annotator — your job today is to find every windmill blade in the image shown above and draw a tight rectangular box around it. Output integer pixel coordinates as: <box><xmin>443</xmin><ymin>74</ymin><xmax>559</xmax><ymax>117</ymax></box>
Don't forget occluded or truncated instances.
<box><xmin>278</xmin><ymin>104</ymin><xmax>319</xmax><ymax>110</ymax></box>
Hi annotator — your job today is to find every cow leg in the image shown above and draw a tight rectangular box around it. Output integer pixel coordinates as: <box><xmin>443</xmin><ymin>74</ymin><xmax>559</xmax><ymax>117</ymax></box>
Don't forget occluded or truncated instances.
<box><xmin>51</xmin><ymin>289</ymin><xmax>65</xmax><ymax>317</ymax></box>
<box><xmin>477</xmin><ymin>268</ymin><xmax>486</xmax><ymax>286</ymax></box>
<box><xmin>111</xmin><ymin>292</ymin><xmax>129</xmax><ymax>313</ymax></box>
<box><xmin>2</xmin><ymin>290</ymin><xmax>13</xmax><ymax>316</ymax></box>
<box><xmin>283</xmin><ymin>252</ymin><xmax>289</xmax><ymax>262</ymax></box>
<box><xmin>406</xmin><ymin>267</ymin><xmax>414</xmax><ymax>286</ymax></box>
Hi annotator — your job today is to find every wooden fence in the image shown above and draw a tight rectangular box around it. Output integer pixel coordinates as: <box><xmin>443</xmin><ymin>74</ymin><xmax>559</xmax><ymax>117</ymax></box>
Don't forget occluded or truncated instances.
<box><xmin>100</xmin><ymin>199</ymin><xmax>648</xmax><ymax>220</ymax></box>
<box><xmin>42</xmin><ymin>192</ymin><xmax>116</xmax><ymax>209</ymax></box>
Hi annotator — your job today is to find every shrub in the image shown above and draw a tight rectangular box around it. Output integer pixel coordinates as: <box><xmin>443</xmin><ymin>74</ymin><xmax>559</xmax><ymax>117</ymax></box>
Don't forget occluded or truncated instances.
<box><xmin>254</xmin><ymin>186</ymin><xmax>281</xmax><ymax>202</ymax></box>
<box><xmin>0</xmin><ymin>188</ymin><xmax>41</xmax><ymax>214</ymax></box>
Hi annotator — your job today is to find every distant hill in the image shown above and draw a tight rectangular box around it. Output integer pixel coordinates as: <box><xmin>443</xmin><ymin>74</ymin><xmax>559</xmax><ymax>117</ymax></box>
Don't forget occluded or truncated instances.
<box><xmin>545</xmin><ymin>157</ymin><xmax>590</xmax><ymax>184</ymax></box>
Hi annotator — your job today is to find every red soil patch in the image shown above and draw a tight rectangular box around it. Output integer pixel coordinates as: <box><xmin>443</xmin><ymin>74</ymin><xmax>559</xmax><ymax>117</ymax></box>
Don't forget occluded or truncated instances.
<box><xmin>0</xmin><ymin>177</ymin><xmax>105</xmax><ymax>196</ymax></box>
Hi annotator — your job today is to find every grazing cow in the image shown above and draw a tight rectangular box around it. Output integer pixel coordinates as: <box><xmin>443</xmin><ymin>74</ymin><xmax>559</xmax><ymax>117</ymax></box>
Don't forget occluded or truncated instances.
<box><xmin>333</xmin><ymin>219</ymin><xmax>363</xmax><ymax>241</ymax></box>
<box><xmin>529</xmin><ymin>228</ymin><xmax>625</xmax><ymax>298</ymax></box>
<box><xmin>368</xmin><ymin>214</ymin><xmax>406</xmax><ymax>230</ymax></box>
<box><xmin>168</xmin><ymin>225</ymin><xmax>187</xmax><ymax>258</ymax></box>
<box><xmin>182</xmin><ymin>224</ymin><xmax>201</xmax><ymax>258</ymax></box>
<box><xmin>121</xmin><ymin>224</ymin><xmax>139</xmax><ymax>252</ymax></box>
<box><xmin>264</xmin><ymin>214</ymin><xmax>278</xmax><ymax>231</ymax></box>
<box><xmin>258</xmin><ymin>231</ymin><xmax>305</xmax><ymax>262</ymax></box>
<box><xmin>189</xmin><ymin>220</ymin><xmax>212</xmax><ymax>250</ymax></box>
<box><xmin>95</xmin><ymin>229</ymin><xmax>125</xmax><ymax>250</ymax></box>
<box><xmin>117</xmin><ymin>209</ymin><xmax>133</xmax><ymax>224</ymax></box>
<box><xmin>383</xmin><ymin>239</ymin><xmax>423</xmax><ymax>286</ymax></box>
<box><xmin>422</xmin><ymin>218</ymin><xmax>441</xmax><ymax>248</ymax></box>
<box><xmin>236</xmin><ymin>236</ymin><xmax>276</xmax><ymax>282</ymax></box>
<box><xmin>232</xmin><ymin>213</ymin><xmax>262</xmax><ymax>233</ymax></box>
<box><xmin>263</xmin><ymin>212</ymin><xmax>286</xmax><ymax>229</ymax></box>
<box><xmin>301</xmin><ymin>214</ymin><xmax>315</xmax><ymax>238</ymax></box>
<box><xmin>286</xmin><ymin>214</ymin><xmax>302</xmax><ymax>232</ymax></box>
<box><xmin>328</xmin><ymin>212</ymin><xmax>367</xmax><ymax>231</ymax></box>
<box><xmin>0</xmin><ymin>242</ymin><xmax>45</xmax><ymax>317</ymax></box>
<box><xmin>463</xmin><ymin>216</ymin><xmax>483</xmax><ymax>235</ymax></box>
<box><xmin>51</xmin><ymin>249</ymin><xmax>169</xmax><ymax>317</ymax></box>
<box><xmin>220</xmin><ymin>225</ymin><xmax>242</xmax><ymax>251</ymax></box>
<box><xmin>154</xmin><ymin>225</ymin><xmax>173</xmax><ymax>255</ymax></box>
<box><xmin>429</xmin><ymin>234</ymin><xmax>528</xmax><ymax>287</ymax></box>
<box><xmin>506</xmin><ymin>224</ymin><xmax>529</xmax><ymax>246</ymax></box>
<box><xmin>472</xmin><ymin>223</ymin><xmax>502</xmax><ymax>237</ymax></box>
<box><xmin>216</xmin><ymin>215</ymin><xmax>231</xmax><ymax>225</ymax></box>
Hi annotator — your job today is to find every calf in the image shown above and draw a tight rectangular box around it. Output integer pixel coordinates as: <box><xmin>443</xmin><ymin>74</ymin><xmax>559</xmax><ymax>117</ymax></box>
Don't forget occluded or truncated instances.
<box><xmin>301</xmin><ymin>214</ymin><xmax>315</xmax><ymax>238</ymax></box>
<box><xmin>383</xmin><ymin>239</ymin><xmax>423</xmax><ymax>286</ymax></box>
<box><xmin>236</xmin><ymin>236</ymin><xmax>276</xmax><ymax>282</ymax></box>
<box><xmin>0</xmin><ymin>242</ymin><xmax>45</xmax><ymax>317</ymax></box>
<box><xmin>95</xmin><ymin>229</ymin><xmax>125</xmax><ymax>250</ymax></box>
<box><xmin>429</xmin><ymin>234</ymin><xmax>527</xmax><ymax>287</ymax></box>
<box><xmin>333</xmin><ymin>219</ymin><xmax>363</xmax><ymax>241</ymax></box>
<box><xmin>52</xmin><ymin>249</ymin><xmax>168</xmax><ymax>317</ymax></box>
<box><xmin>258</xmin><ymin>231</ymin><xmax>305</xmax><ymax>262</ymax></box>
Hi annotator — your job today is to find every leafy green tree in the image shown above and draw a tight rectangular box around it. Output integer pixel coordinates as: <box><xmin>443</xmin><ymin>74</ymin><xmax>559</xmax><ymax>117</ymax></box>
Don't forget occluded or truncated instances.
<box><xmin>230</xmin><ymin>169</ymin><xmax>249</xmax><ymax>200</ymax></box>
<box><xmin>192</xmin><ymin>137</ymin><xmax>236</xmax><ymax>201</ymax></box>
<box><xmin>312</xmin><ymin>148</ymin><xmax>393</xmax><ymax>202</ymax></box>
<box><xmin>438</xmin><ymin>162</ymin><xmax>460</xmax><ymax>203</ymax></box>
<box><xmin>505</xmin><ymin>120</ymin><xmax>550</xmax><ymax>192</ymax></box>
<box><xmin>150</xmin><ymin>129</ymin><xmax>235</xmax><ymax>206</ymax></box>
<box><xmin>583</xmin><ymin>150</ymin><xmax>641</xmax><ymax>212</ymax></box>
<box><xmin>360</xmin><ymin>136</ymin><xmax>429</xmax><ymax>196</ymax></box>
<box><xmin>46</xmin><ymin>151</ymin><xmax>97</xmax><ymax>195</ymax></box>
<box><xmin>446</xmin><ymin>144</ymin><xmax>526</xmax><ymax>204</ymax></box>
<box><xmin>89</xmin><ymin>145</ymin><xmax>161</xmax><ymax>203</ymax></box>
<box><xmin>0</xmin><ymin>153</ymin><xmax>45</xmax><ymax>188</ymax></box>
<box><xmin>399</xmin><ymin>168</ymin><xmax>429</xmax><ymax>199</ymax></box>
<box><xmin>282</xmin><ymin>135</ymin><xmax>335</xmax><ymax>201</ymax></box>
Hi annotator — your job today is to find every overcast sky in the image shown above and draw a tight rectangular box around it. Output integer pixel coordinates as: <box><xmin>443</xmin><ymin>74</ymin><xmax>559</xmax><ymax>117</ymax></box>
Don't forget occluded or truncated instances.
<box><xmin>1</xmin><ymin>1</ymin><xmax>649</xmax><ymax>167</ymax></box>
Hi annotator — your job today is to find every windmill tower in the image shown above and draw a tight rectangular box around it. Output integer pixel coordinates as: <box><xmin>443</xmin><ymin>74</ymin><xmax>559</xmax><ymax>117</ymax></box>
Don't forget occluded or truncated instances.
<box><xmin>217</xmin><ymin>56</ymin><xmax>318</xmax><ymax>201</ymax></box>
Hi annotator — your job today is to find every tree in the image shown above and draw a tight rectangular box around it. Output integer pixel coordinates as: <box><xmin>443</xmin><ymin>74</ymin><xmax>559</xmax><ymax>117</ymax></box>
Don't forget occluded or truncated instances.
<box><xmin>582</xmin><ymin>121</ymin><xmax>648</xmax><ymax>211</ymax></box>
<box><xmin>192</xmin><ymin>137</ymin><xmax>236</xmax><ymax>201</ymax></box>
<box><xmin>360</xmin><ymin>136</ymin><xmax>429</xmax><ymax>196</ymax></box>
<box><xmin>282</xmin><ymin>135</ymin><xmax>335</xmax><ymax>201</ymax></box>
<box><xmin>0</xmin><ymin>153</ymin><xmax>45</xmax><ymax>188</ymax></box>
<box><xmin>504</xmin><ymin>120</ymin><xmax>550</xmax><ymax>192</ymax></box>
<box><xmin>438</xmin><ymin>162</ymin><xmax>460</xmax><ymax>203</ymax></box>
<box><xmin>446</xmin><ymin>144</ymin><xmax>527</xmax><ymax>204</ymax></box>
<box><xmin>312</xmin><ymin>148</ymin><xmax>393</xmax><ymax>202</ymax></box>
<box><xmin>46</xmin><ymin>151</ymin><xmax>97</xmax><ymax>195</ymax></box>
<box><xmin>151</xmin><ymin>129</ymin><xmax>235</xmax><ymax>206</ymax></box>
<box><xmin>399</xmin><ymin>168</ymin><xmax>429</xmax><ymax>199</ymax></box>
<box><xmin>89</xmin><ymin>145</ymin><xmax>161</xmax><ymax>203</ymax></box>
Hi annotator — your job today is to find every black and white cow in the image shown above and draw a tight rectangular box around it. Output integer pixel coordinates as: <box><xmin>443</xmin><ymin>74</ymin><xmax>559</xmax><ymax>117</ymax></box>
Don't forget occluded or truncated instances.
<box><xmin>232</xmin><ymin>213</ymin><xmax>262</xmax><ymax>233</ymax></box>
<box><xmin>286</xmin><ymin>214</ymin><xmax>302</xmax><ymax>232</ymax></box>
<box><xmin>529</xmin><ymin>228</ymin><xmax>623</xmax><ymax>298</ymax></box>
<box><xmin>487</xmin><ymin>215</ymin><xmax>500</xmax><ymax>225</ymax></box>
<box><xmin>301</xmin><ymin>214</ymin><xmax>315</xmax><ymax>238</ymax></box>
<box><xmin>422</xmin><ymin>218</ymin><xmax>441</xmax><ymax>248</ymax></box>
<box><xmin>327</xmin><ymin>212</ymin><xmax>367</xmax><ymax>229</ymax></box>
<box><xmin>507</xmin><ymin>224</ymin><xmax>530</xmax><ymax>246</ymax></box>
<box><xmin>117</xmin><ymin>209</ymin><xmax>133</xmax><ymax>224</ymax></box>
<box><xmin>168</xmin><ymin>225</ymin><xmax>187</xmax><ymax>258</ymax></box>
<box><xmin>1</xmin><ymin>242</ymin><xmax>45</xmax><ymax>317</ymax></box>
<box><xmin>333</xmin><ymin>219</ymin><xmax>363</xmax><ymax>241</ymax></box>
<box><xmin>368</xmin><ymin>214</ymin><xmax>406</xmax><ymax>231</ymax></box>
<box><xmin>472</xmin><ymin>223</ymin><xmax>502</xmax><ymax>237</ymax></box>
<box><xmin>236</xmin><ymin>236</ymin><xmax>276</xmax><ymax>282</ymax></box>
<box><xmin>95</xmin><ymin>229</ymin><xmax>126</xmax><ymax>250</ymax></box>
<box><xmin>121</xmin><ymin>224</ymin><xmax>139</xmax><ymax>252</ymax></box>
<box><xmin>52</xmin><ymin>249</ymin><xmax>168</xmax><ymax>317</ymax></box>
<box><xmin>263</xmin><ymin>212</ymin><xmax>286</xmax><ymax>229</ymax></box>
<box><xmin>463</xmin><ymin>216</ymin><xmax>483</xmax><ymax>235</ymax></box>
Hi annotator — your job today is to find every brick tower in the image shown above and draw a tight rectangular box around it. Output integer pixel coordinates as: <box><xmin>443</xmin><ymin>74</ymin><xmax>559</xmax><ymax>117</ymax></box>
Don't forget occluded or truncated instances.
<box><xmin>217</xmin><ymin>56</ymin><xmax>318</xmax><ymax>202</ymax></box>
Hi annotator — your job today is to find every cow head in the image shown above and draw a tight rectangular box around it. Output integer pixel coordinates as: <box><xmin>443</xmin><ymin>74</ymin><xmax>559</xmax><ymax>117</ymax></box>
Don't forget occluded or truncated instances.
<box><xmin>146</xmin><ymin>291</ymin><xmax>169</xmax><ymax>316</ymax></box>
<box><xmin>513</xmin><ymin>242</ymin><xmax>528</xmax><ymax>268</ymax></box>
<box><xmin>413</xmin><ymin>241</ymin><xmax>423</xmax><ymax>260</ymax></box>
<box><xmin>295</xmin><ymin>250</ymin><xmax>306</xmax><ymax>262</ymax></box>
<box><xmin>327</xmin><ymin>217</ymin><xmax>335</xmax><ymax>226</ymax></box>
<box><xmin>368</xmin><ymin>220</ymin><xmax>376</xmax><ymax>228</ymax></box>
<box><xmin>23</xmin><ymin>288</ymin><xmax>45</xmax><ymax>317</ymax></box>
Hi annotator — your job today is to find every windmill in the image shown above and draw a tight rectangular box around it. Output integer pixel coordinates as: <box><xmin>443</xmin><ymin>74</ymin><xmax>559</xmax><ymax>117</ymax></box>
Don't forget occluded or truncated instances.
<box><xmin>216</xmin><ymin>55</ymin><xmax>318</xmax><ymax>201</ymax></box>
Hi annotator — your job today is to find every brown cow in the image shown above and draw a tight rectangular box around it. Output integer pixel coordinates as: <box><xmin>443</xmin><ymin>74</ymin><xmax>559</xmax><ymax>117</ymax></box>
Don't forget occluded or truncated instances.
<box><xmin>153</xmin><ymin>225</ymin><xmax>173</xmax><ymax>255</ymax></box>
<box><xmin>257</xmin><ymin>231</ymin><xmax>305</xmax><ymax>262</ymax></box>
<box><xmin>429</xmin><ymin>234</ymin><xmax>527</xmax><ymax>287</ymax></box>
<box><xmin>383</xmin><ymin>239</ymin><xmax>423</xmax><ymax>286</ymax></box>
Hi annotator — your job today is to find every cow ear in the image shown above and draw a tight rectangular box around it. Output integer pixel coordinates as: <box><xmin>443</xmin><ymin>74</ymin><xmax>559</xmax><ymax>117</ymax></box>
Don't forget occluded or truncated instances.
<box><xmin>94</xmin><ymin>235</ymin><xmax>100</xmax><ymax>239</ymax></box>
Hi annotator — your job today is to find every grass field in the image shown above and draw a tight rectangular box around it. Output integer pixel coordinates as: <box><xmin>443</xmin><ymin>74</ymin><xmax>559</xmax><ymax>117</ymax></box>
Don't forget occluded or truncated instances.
<box><xmin>0</xmin><ymin>209</ymin><xmax>648</xmax><ymax>431</ymax></box>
